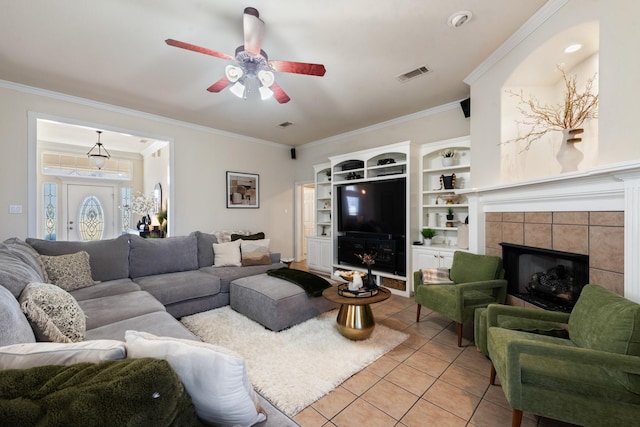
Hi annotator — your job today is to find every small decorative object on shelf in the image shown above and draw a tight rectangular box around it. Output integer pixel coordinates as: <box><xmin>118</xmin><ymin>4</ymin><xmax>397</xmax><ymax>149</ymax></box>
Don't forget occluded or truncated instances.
<box><xmin>446</xmin><ymin>207</ymin><xmax>455</xmax><ymax>228</ymax></box>
<box><xmin>421</xmin><ymin>228</ymin><xmax>437</xmax><ymax>246</ymax></box>
<box><xmin>436</xmin><ymin>193</ymin><xmax>459</xmax><ymax>205</ymax></box>
<box><xmin>355</xmin><ymin>252</ymin><xmax>378</xmax><ymax>289</ymax></box>
<box><xmin>440</xmin><ymin>148</ymin><xmax>456</xmax><ymax>166</ymax></box>
<box><xmin>439</xmin><ymin>173</ymin><xmax>456</xmax><ymax>190</ymax></box>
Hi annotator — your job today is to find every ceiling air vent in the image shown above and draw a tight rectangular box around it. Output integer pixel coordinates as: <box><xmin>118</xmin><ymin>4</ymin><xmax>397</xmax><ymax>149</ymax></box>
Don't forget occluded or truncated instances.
<box><xmin>278</xmin><ymin>121</ymin><xmax>294</xmax><ymax>128</ymax></box>
<box><xmin>396</xmin><ymin>66</ymin><xmax>431</xmax><ymax>83</ymax></box>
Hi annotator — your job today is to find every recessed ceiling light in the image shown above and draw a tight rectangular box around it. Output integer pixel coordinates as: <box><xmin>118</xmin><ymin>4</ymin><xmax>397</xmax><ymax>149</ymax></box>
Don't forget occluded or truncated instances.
<box><xmin>448</xmin><ymin>11</ymin><xmax>472</xmax><ymax>28</ymax></box>
<box><xmin>564</xmin><ymin>43</ymin><xmax>583</xmax><ymax>53</ymax></box>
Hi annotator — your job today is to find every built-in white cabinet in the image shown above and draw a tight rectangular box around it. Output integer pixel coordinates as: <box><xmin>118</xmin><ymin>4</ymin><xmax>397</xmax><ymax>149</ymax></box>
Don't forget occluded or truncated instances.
<box><xmin>412</xmin><ymin>246</ymin><xmax>455</xmax><ymax>270</ymax></box>
<box><xmin>419</xmin><ymin>136</ymin><xmax>470</xmax><ymax>248</ymax></box>
<box><xmin>306</xmin><ymin>236</ymin><xmax>332</xmax><ymax>272</ymax></box>
<box><xmin>306</xmin><ymin>163</ymin><xmax>333</xmax><ymax>272</ymax></box>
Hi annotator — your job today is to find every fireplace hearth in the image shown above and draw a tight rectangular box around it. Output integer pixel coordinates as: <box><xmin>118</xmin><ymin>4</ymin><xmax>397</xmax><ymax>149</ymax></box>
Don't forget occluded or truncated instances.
<box><xmin>501</xmin><ymin>243</ymin><xmax>589</xmax><ymax>312</ymax></box>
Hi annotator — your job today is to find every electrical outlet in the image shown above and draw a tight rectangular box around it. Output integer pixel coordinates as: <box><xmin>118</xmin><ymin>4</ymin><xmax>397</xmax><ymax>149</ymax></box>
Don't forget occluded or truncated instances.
<box><xmin>9</xmin><ymin>205</ymin><xmax>22</xmax><ymax>214</ymax></box>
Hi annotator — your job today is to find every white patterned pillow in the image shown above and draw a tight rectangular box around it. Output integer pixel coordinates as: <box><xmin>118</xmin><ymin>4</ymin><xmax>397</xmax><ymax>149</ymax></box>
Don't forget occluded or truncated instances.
<box><xmin>19</xmin><ymin>282</ymin><xmax>86</xmax><ymax>343</ymax></box>
<box><xmin>41</xmin><ymin>251</ymin><xmax>98</xmax><ymax>291</ymax></box>
<box><xmin>241</xmin><ymin>239</ymin><xmax>271</xmax><ymax>266</ymax></box>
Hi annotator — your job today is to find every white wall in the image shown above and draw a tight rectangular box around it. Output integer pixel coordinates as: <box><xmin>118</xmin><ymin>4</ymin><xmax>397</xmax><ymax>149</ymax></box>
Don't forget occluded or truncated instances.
<box><xmin>470</xmin><ymin>0</ymin><xmax>640</xmax><ymax>188</ymax></box>
<box><xmin>0</xmin><ymin>84</ymin><xmax>294</xmax><ymax>256</ymax></box>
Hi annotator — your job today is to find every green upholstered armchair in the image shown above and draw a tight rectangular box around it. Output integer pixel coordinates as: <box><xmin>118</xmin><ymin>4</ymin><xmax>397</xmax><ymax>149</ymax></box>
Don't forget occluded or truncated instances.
<box><xmin>487</xmin><ymin>284</ymin><xmax>640</xmax><ymax>427</ymax></box>
<box><xmin>414</xmin><ymin>251</ymin><xmax>507</xmax><ymax>347</ymax></box>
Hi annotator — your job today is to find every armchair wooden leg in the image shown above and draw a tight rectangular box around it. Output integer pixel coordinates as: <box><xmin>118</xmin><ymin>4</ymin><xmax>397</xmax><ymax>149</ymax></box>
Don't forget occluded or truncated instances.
<box><xmin>457</xmin><ymin>323</ymin><xmax>463</xmax><ymax>347</ymax></box>
<box><xmin>490</xmin><ymin>362</ymin><xmax>496</xmax><ymax>385</ymax></box>
<box><xmin>416</xmin><ymin>305</ymin><xmax>421</xmax><ymax>322</ymax></box>
<box><xmin>511</xmin><ymin>409</ymin><xmax>523</xmax><ymax>427</ymax></box>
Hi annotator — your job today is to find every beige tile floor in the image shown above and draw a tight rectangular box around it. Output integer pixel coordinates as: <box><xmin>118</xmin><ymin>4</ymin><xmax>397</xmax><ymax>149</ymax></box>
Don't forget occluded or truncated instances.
<box><xmin>290</xmin><ymin>263</ymin><xmax>578</xmax><ymax>427</ymax></box>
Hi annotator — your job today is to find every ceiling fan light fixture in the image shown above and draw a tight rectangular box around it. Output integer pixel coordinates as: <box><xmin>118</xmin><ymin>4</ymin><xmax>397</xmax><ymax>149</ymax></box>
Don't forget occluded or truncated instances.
<box><xmin>229</xmin><ymin>81</ymin><xmax>246</xmax><ymax>98</ymax></box>
<box><xmin>259</xmin><ymin>85</ymin><xmax>274</xmax><ymax>100</ymax></box>
<box><xmin>225</xmin><ymin>64</ymin><xmax>244</xmax><ymax>82</ymax></box>
<box><xmin>87</xmin><ymin>130</ymin><xmax>111</xmax><ymax>170</ymax></box>
<box><xmin>258</xmin><ymin>70</ymin><xmax>275</xmax><ymax>88</ymax></box>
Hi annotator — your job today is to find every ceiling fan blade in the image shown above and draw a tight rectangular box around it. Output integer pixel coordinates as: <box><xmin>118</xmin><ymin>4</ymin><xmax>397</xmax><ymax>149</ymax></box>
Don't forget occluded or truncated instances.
<box><xmin>269</xmin><ymin>60</ymin><xmax>326</xmax><ymax>76</ymax></box>
<box><xmin>243</xmin><ymin>7</ymin><xmax>264</xmax><ymax>56</ymax></box>
<box><xmin>165</xmin><ymin>39</ymin><xmax>233</xmax><ymax>61</ymax></box>
<box><xmin>270</xmin><ymin>82</ymin><xmax>291</xmax><ymax>104</ymax></box>
<box><xmin>207</xmin><ymin>76</ymin><xmax>232</xmax><ymax>93</ymax></box>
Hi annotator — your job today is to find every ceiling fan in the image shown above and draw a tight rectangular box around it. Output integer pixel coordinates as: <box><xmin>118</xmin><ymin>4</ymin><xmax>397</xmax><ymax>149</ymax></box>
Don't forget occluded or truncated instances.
<box><xmin>165</xmin><ymin>7</ymin><xmax>326</xmax><ymax>104</ymax></box>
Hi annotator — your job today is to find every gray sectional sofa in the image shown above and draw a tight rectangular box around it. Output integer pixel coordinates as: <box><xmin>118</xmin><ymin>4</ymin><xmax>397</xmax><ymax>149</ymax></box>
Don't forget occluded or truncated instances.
<box><xmin>0</xmin><ymin>232</ymin><xmax>299</xmax><ymax>426</ymax></box>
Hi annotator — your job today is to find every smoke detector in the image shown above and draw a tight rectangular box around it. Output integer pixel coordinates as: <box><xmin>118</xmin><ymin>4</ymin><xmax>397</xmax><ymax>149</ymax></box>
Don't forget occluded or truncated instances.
<box><xmin>447</xmin><ymin>11</ymin><xmax>472</xmax><ymax>28</ymax></box>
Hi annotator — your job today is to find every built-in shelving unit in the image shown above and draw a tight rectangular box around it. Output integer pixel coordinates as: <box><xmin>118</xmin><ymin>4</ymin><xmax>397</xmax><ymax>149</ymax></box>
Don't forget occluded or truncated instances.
<box><xmin>329</xmin><ymin>141</ymin><xmax>416</xmax><ymax>297</ymax></box>
<box><xmin>307</xmin><ymin>163</ymin><xmax>333</xmax><ymax>272</ymax></box>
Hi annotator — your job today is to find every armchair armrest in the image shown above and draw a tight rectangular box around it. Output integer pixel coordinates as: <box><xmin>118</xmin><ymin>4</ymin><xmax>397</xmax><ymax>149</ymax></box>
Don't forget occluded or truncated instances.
<box><xmin>506</xmin><ymin>339</ymin><xmax>640</xmax><ymax>378</ymax></box>
<box><xmin>455</xmin><ymin>279</ymin><xmax>507</xmax><ymax>308</ymax></box>
<box><xmin>486</xmin><ymin>304</ymin><xmax>570</xmax><ymax>329</ymax></box>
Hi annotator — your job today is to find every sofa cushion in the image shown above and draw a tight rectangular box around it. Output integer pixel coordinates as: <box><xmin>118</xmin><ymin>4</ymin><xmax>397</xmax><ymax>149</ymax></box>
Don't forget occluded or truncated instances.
<box><xmin>129</xmin><ymin>234</ymin><xmax>198</xmax><ymax>278</ymax></box>
<box><xmin>194</xmin><ymin>231</ymin><xmax>218</xmax><ymax>268</ymax></box>
<box><xmin>200</xmin><ymin>260</ymin><xmax>282</xmax><ymax>293</ymax></box>
<box><xmin>27</xmin><ymin>235</ymin><xmax>130</xmax><ymax>282</ymax></box>
<box><xmin>19</xmin><ymin>282</ymin><xmax>86</xmax><ymax>343</ymax></box>
<box><xmin>69</xmin><ymin>278</ymin><xmax>141</xmax><ymax>302</ymax></box>
<box><xmin>240</xmin><ymin>238</ymin><xmax>272</xmax><ymax>266</ymax></box>
<box><xmin>85</xmin><ymin>311</ymin><xmax>198</xmax><ymax>341</ymax></box>
<box><xmin>0</xmin><ymin>242</ymin><xmax>47</xmax><ymax>298</ymax></box>
<box><xmin>449</xmin><ymin>251</ymin><xmax>502</xmax><ymax>284</ymax></box>
<box><xmin>569</xmin><ymin>284</ymin><xmax>640</xmax><ymax>393</ymax></box>
<box><xmin>0</xmin><ymin>340</ymin><xmax>126</xmax><ymax>370</ymax></box>
<box><xmin>78</xmin><ymin>290</ymin><xmax>165</xmax><ymax>330</ymax></box>
<box><xmin>41</xmin><ymin>251</ymin><xmax>98</xmax><ymax>291</ymax></box>
<box><xmin>134</xmin><ymin>270</ymin><xmax>221</xmax><ymax>306</ymax></box>
<box><xmin>125</xmin><ymin>330</ymin><xmax>266</xmax><ymax>426</ymax></box>
<box><xmin>213</xmin><ymin>239</ymin><xmax>242</xmax><ymax>267</ymax></box>
<box><xmin>0</xmin><ymin>358</ymin><xmax>201</xmax><ymax>427</ymax></box>
<box><xmin>3</xmin><ymin>238</ymin><xmax>48</xmax><ymax>283</ymax></box>
<box><xmin>0</xmin><ymin>284</ymin><xmax>35</xmax><ymax>346</ymax></box>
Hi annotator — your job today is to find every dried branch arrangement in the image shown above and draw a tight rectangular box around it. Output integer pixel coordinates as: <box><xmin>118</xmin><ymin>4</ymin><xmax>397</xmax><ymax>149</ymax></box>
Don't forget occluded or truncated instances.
<box><xmin>504</xmin><ymin>66</ymin><xmax>598</xmax><ymax>151</ymax></box>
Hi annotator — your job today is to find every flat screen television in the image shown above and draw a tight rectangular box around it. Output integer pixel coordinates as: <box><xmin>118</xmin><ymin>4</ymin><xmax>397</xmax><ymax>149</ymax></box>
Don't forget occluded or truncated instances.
<box><xmin>336</xmin><ymin>178</ymin><xmax>406</xmax><ymax>237</ymax></box>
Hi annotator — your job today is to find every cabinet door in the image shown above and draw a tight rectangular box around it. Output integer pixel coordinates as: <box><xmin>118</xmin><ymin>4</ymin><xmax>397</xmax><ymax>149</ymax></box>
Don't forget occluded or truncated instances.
<box><xmin>306</xmin><ymin>238</ymin><xmax>320</xmax><ymax>270</ymax></box>
<box><xmin>439</xmin><ymin>252</ymin><xmax>454</xmax><ymax>269</ymax></box>
<box><xmin>412</xmin><ymin>248</ymin><xmax>440</xmax><ymax>270</ymax></box>
<box><xmin>319</xmin><ymin>239</ymin><xmax>333</xmax><ymax>272</ymax></box>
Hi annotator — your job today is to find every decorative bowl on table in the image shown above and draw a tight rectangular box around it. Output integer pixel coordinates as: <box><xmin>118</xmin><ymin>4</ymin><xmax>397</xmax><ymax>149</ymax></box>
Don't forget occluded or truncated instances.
<box><xmin>335</xmin><ymin>270</ymin><xmax>367</xmax><ymax>282</ymax></box>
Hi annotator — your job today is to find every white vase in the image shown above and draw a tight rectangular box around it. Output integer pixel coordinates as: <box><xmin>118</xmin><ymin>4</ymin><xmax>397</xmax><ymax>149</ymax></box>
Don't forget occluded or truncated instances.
<box><xmin>442</xmin><ymin>157</ymin><xmax>454</xmax><ymax>167</ymax></box>
<box><xmin>556</xmin><ymin>129</ymin><xmax>584</xmax><ymax>173</ymax></box>
<box><xmin>423</xmin><ymin>238</ymin><xmax>432</xmax><ymax>246</ymax></box>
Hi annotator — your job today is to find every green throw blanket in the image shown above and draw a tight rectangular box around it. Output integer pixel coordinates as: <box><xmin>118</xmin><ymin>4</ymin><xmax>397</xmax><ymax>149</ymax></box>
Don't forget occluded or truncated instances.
<box><xmin>267</xmin><ymin>267</ymin><xmax>331</xmax><ymax>297</ymax></box>
<box><xmin>0</xmin><ymin>358</ymin><xmax>202</xmax><ymax>427</ymax></box>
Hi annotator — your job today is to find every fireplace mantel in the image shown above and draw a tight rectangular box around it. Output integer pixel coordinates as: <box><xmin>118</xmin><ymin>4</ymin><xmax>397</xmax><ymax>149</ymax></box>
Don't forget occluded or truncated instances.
<box><xmin>461</xmin><ymin>160</ymin><xmax>640</xmax><ymax>302</ymax></box>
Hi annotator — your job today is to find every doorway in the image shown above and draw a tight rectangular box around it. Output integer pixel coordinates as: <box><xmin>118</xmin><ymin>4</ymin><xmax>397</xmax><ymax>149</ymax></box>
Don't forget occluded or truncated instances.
<box><xmin>28</xmin><ymin>112</ymin><xmax>173</xmax><ymax>240</ymax></box>
<box><xmin>295</xmin><ymin>181</ymin><xmax>316</xmax><ymax>262</ymax></box>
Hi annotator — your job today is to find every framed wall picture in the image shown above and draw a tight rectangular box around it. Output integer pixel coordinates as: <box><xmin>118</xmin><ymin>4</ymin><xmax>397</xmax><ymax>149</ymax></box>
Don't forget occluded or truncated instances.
<box><xmin>226</xmin><ymin>171</ymin><xmax>259</xmax><ymax>208</ymax></box>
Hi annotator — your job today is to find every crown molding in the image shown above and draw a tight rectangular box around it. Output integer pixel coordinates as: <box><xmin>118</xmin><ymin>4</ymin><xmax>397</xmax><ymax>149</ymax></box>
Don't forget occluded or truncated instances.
<box><xmin>300</xmin><ymin>100</ymin><xmax>463</xmax><ymax>150</ymax></box>
<box><xmin>464</xmin><ymin>0</ymin><xmax>568</xmax><ymax>85</ymax></box>
<box><xmin>0</xmin><ymin>79</ymin><xmax>286</xmax><ymax>149</ymax></box>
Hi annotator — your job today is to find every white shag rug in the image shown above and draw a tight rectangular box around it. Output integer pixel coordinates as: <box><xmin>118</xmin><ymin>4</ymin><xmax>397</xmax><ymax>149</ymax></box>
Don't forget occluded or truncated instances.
<box><xmin>181</xmin><ymin>306</ymin><xmax>408</xmax><ymax>416</ymax></box>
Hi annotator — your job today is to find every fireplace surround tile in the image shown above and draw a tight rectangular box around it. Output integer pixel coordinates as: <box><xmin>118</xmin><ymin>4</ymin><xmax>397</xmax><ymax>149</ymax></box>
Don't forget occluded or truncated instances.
<box><xmin>553</xmin><ymin>211</ymin><xmax>588</xmax><ymax>225</ymax></box>
<box><xmin>552</xmin><ymin>224</ymin><xmax>588</xmax><ymax>254</ymax></box>
<box><xmin>502</xmin><ymin>212</ymin><xmax>524</xmax><ymax>222</ymax></box>
<box><xmin>523</xmin><ymin>223</ymin><xmax>551</xmax><ymax>249</ymax></box>
<box><xmin>502</xmin><ymin>222</ymin><xmax>523</xmax><ymax>245</ymax></box>
<box><xmin>524</xmin><ymin>212</ymin><xmax>551</xmax><ymax>223</ymax></box>
<box><xmin>590</xmin><ymin>211</ymin><xmax>624</xmax><ymax>226</ymax></box>
<box><xmin>589</xmin><ymin>226</ymin><xmax>624</xmax><ymax>273</ymax></box>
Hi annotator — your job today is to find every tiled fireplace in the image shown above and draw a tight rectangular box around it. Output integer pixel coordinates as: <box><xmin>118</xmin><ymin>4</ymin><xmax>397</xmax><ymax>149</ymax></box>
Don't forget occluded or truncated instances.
<box><xmin>462</xmin><ymin>161</ymin><xmax>640</xmax><ymax>304</ymax></box>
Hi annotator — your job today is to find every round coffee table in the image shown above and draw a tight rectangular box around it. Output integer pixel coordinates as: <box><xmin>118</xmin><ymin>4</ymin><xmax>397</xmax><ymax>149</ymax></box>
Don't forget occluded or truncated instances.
<box><xmin>322</xmin><ymin>286</ymin><xmax>391</xmax><ymax>340</ymax></box>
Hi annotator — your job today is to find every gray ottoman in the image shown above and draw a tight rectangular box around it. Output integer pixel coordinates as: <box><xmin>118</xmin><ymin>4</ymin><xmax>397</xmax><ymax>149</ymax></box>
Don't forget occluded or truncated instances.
<box><xmin>230</xmin><ymin>273</ymin><xmax>338</xmax><ymax>331</ymax></box>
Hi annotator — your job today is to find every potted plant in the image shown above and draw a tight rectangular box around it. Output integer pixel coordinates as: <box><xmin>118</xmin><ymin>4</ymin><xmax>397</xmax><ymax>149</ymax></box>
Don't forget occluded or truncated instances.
<box><xmin>421</xmin><ymin>228</ymin><xmax>437</xmax><ymax>246</ymax></box>
<box><xmin>446</xmin><ymin>207</ymin><xmax>455</xmax><ymax>221</ymax></box>
<box><xmin>440</xmin><ymin>148</ymin><xmax>456</xmax><ymax>167</ymax></box>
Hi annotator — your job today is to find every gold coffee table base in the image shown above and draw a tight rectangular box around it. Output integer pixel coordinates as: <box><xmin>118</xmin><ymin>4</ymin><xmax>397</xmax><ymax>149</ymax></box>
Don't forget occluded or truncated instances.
<box><xmin>336</xmin><ymin>304</ymin><xmax>375</xmax><ymax>340</ymax></box>
<box><xmin>323</xmin><ymin>286</ymin><xmax>391</xmax><ymax>341</ymax></box>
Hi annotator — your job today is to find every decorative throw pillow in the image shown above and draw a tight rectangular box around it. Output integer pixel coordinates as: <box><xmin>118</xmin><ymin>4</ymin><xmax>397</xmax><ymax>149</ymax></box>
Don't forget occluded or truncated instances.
<box><xmin>212</xmin><ymin>240</ymin><xmax>242</xmax><ymax>267</ymax></box>
<box><xmin>125</xmin><ymin>330</ymin><xmax>266</xmax><ymax>426</ymax></box>
<box><xmin>19</xmin><ymin>282</ymin><xmax>86</xmax><ymax>343</ymax></box>
<box><xmin>41</xmin><ymin>251</ymin><xmax>98</xmax><ymax>291</ymax></box>
<box><xmin>231</xmin><ymin>232</ymin><xmax>265</xmax><ymax>241</ymax></box>
<box><xmin>0</xmin><ymin>340</ymin><xmax>126</xmax><ymax>370</ymax></box>
<box><xmin>241</xmin><ymin>238</ymin><xmax>272</xmax><ymax>266</ymax></box>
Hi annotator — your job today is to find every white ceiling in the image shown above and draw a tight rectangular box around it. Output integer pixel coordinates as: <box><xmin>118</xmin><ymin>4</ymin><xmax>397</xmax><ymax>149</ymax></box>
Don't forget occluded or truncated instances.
<box><xmin>1</xmin><ymin>0</ymin><xmax>552</xmax><ymax>147</ymax></box>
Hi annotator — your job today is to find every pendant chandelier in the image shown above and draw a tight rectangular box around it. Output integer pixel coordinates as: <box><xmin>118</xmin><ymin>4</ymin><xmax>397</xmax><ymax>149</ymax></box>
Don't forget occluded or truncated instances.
<box><xmin>87</xmin><ymin>130</ymin><xmax>111</xmax><ymax>170</ymax></box>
